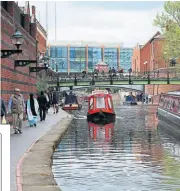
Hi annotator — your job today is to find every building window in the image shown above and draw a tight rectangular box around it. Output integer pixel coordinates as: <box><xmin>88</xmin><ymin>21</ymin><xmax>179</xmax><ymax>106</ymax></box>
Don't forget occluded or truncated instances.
<box><xmin>104</xmin><ymin>48</ymin><xmax>118</xmax><ymax>69</ymax></box>
<box><xmin>20</xmin><ymin>14</ymin><xmax>25</xmax><ymax>28</ymax></box>
<box><xmin>1</xmin><ymin>1</ymin><xmax>8</xmax><ymax>11</ymax></box>
<box><xmin>70</xmin><ymin>47</ymin><xmax>86</xmax><ymax>72</ymax></box>
<box><xmin>50</xmin><ymin>46</ymin><xmax>68</xmax><ymax>72</ymax></box>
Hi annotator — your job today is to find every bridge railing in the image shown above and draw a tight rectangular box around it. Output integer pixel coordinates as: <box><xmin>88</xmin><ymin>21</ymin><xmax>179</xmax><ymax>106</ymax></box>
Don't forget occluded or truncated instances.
<box><xmin>47</xmin><ymin>70</ymin><xmax>180</xmax><ymax>85</ymax></box>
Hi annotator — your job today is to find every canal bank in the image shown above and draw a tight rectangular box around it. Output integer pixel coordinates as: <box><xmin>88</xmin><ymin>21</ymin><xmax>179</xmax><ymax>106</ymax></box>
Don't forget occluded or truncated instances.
<box><xmin>13</xmin><ymin>109</ymin><xmax>73</xmax><ymax>191</ymax></box>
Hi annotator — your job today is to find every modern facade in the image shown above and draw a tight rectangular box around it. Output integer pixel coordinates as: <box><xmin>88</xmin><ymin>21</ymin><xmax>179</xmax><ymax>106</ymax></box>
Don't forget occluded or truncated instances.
<box><xmin>48</xmin><ymin>41</ymin><xmax>133</xmax><ymax>73</ymax></box>
<box><xmin>120</xmin><ymin>48</ymin><xmax>133</xmax><ymax>72</ymax></box>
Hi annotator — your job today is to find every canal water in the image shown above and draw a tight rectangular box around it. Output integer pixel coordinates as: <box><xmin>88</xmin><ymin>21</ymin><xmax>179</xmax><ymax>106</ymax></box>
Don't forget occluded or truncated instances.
<box><xmin>52</xmin><ymin>104</ymin><xmax>180</xmax><ymax>191</ymax></box>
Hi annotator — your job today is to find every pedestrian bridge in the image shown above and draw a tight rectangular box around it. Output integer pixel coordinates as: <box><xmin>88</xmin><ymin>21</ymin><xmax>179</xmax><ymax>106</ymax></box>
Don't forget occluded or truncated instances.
<box><xmin>47</xmin><ymin>74</ymin><xmax>180</xmax><ymax>87</ymax></box>
<box><xmin>57</xmin><ymin>85</ymin><xmax>144</xmax><ymax>93</ymax></box>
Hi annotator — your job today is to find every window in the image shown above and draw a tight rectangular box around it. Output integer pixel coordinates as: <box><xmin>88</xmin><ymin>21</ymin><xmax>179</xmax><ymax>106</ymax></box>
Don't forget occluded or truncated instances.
<box><xmin>90</xmin><ymin>98</ymin><xmax>93</xmax><ymax>110</ymax></box>
<box><xmin>96</xmin><ymin>97</ymin><xmax>105</xmax><ymax>108</ymax></box>
<box><xmin>172</xmin><ymin>100</ymin><xmax>175</xmax><ymax>109</ymax></box>
<box><xmin>167</xmin><ymin>99</ymin><xmax>171</xmax><ymax>109</ymax></box>
<box><xmin>1</xmin><ymin>1</ymin><xmax>8</xmax><ymax>11</ymax></box>
<box><xmin>108</xmin><ymin>97</ymin><xmax>112</xmax><ymax>109</ymax></box>
<box><xmin>159</xmin><ymin>97</ymin><xmax>164</xmax><ymax>107</ymax></box>
<box><xmin>20</xmin><ymin>14</ymin><xmax>25</xmax><ymax>28</ymax></box>
<box><xmin>178</xmin><ymin>100</ymin><xmax>180</xmax><ymax>113</ymax></box>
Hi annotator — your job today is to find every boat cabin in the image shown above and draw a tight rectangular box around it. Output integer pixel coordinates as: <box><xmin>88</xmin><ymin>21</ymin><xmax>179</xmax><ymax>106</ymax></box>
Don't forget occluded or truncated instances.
<box><xmin>87</xmin><ymin>90</ymin><xmax>115</xmax><ymax>122</ymax></box>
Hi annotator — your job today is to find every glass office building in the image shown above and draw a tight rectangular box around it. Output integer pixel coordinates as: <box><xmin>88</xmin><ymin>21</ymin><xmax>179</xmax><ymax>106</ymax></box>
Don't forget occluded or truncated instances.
<box><xmin>88</xmin><ymin>47</ymin><xmax>102</xmax><ymax>72</ymax></box>
<box><xmin>120</xmin><ymin>48</ymin><xmax>133</xmax><ymax>72</ymax></box>
<box><xmin>104</xmin><ymin>48</ymin><xmax>118</xmax><ymax>70</ymax></box>
<box><xmin>50</xmin><ymin>46</ymin><xmax>68</xmax><ymax>72</ymax></box>
<box><xmin>49</xmin><ymin>44</ymin><xmax>132</xmax><ymax>73</ymax></box>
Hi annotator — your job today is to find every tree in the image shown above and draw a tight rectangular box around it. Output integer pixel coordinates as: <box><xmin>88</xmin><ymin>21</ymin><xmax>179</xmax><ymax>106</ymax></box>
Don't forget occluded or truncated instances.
<box><xmin>154</xmin><ymin>1</ymin><xmax>180</xmax><ymax>63</ymax></box>
<box><xmin>36</xmin><ymin>71</ymin><xmax>49</xmax><ymax>92</ymax></box>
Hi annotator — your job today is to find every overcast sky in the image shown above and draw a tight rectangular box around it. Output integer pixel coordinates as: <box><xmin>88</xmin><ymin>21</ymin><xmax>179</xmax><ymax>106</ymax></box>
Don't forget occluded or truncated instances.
<box><xmin>19</xmin><ymin>1</ymin><xmax>164</xmax><ymax>47</ymax></box>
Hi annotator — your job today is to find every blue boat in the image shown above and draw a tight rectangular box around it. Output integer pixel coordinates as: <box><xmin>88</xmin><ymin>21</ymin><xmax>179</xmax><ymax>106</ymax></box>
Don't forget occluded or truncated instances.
<box><xmin>123</xmin><ymin>94</ymin><xmax>137</xmax><ymax>105</ymax></box>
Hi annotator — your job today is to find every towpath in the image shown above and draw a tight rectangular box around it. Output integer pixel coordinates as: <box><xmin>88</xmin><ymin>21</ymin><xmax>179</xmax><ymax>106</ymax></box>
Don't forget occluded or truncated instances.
<box><xmin>10</xmin><ymin>108</ymin><xmax>69</xmax><ymax>191</ymax></box>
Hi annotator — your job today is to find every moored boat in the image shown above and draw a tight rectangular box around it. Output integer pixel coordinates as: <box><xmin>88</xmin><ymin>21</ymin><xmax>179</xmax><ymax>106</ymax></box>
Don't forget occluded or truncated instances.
<box><xmin>123</xmin><ymin>93</ymin><xmax>137</xmax><ymax>105</ymax></box>
<box><xmin>157</xmin><ymin>91</ymin><xmax>180</xmax><ymax>138</ymax></box>
<box><xmin>62</xmin><ymin>91</ymin><xmax>82</xmax><ymax>110</ymax></box>
<box><xmin>87</xmin><ymin>90</ymin><xmax>116</xmax><ymax>122</ymax></box>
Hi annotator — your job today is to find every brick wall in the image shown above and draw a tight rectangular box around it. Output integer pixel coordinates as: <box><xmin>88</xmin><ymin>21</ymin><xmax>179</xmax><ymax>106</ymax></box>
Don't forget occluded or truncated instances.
<box><xmin>1</xmin><ymin>2</ymin><xmax>38</xmax><ymax>123</ymax></box>
<box><xmin>145</xmin><ymin>85</ymin><xmax>180</xmax><ymax>95</ymax></box>
<box><xmin>151</xmin><ymin>38</ymin><xmax>166</xmax><ymax>70</ymax></box>
<box><xmin>132</xmin><ymin>44</ymin><xmax>141</xmax><ymax>73</ymax></box>
<box><xmin>37</xmin><ymin>30</ymin><xmax>46</xmax><ymax>53</ymax></box>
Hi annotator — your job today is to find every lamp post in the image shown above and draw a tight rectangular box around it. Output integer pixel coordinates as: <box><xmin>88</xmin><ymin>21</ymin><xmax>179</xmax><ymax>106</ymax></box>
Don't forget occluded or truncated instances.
<box><xmin>143</xmin><ymin>61</ymin><xmax>147</xmax><ymax>75</ymax></box>
<box><xmin>1</xmin><ymin>29</ymin><xmax>24</xmax><ymax>58</ymax></box>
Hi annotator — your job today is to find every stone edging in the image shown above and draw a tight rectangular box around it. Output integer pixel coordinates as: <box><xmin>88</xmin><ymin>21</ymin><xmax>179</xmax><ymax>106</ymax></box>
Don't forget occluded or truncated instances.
<box><xmin>16</xmin><ymin>116</ymin><xmax>73</xmax><ymax>191</ymax></box>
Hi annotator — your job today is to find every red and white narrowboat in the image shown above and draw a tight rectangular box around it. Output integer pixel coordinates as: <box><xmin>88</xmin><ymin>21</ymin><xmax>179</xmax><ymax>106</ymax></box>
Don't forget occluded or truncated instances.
<box><xmin>87</xmin><ymin>90</ymin><xmax>116</xmax><ymax>122</ymax></box>
<box><xmin>158</xmin><ymin>91</ymin><xmax>180</xmax><ymax>130</ymax></box>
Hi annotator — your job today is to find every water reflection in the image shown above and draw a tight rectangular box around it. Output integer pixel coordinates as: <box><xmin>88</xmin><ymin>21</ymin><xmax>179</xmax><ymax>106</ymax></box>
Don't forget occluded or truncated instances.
<box><xmin>53</xmin><ymin>105</ymin><xmax>180</xmax><ymax>191</ymax></box>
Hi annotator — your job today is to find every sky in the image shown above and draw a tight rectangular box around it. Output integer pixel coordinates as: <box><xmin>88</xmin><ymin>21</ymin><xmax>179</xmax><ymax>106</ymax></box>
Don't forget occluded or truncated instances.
<box><xmin>19</xmin><ymin>1</ymin><xmax>164</xmax><ymax>47</ymax></box>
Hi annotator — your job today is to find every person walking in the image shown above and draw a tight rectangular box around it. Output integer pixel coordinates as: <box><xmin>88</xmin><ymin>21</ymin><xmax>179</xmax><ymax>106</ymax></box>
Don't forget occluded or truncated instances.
<box><xmin>44</xmin><ymin>90</ymin><xmax>50</xmax><ymax>114</ymax></box>
<box><xmin>26</xmin><ymin>93</ymin><xmax>39</xmax><ymax>127</ymax></box>
<box><xmin>8</xmin><ymin>88</ymin><xmax>25</xmax><ymax>134</ymax></box>
<box><xmin>37</xmin><ymin>91</ymin><xmax>47</xmax><ymax>121</ymax></box>
<box><xmin>0</xmin><ymin>98</ymin><xmax>7</xmax><ymax>124</ymax></box>
<box><xmin>52</xmin><ymin>89</ymin><xmax>58</xmax><ymax>114</ymax></box>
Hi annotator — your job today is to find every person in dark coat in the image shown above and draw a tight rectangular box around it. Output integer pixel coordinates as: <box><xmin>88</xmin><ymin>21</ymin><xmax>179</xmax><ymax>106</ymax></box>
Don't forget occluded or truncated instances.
<box><xmin>52</xmin><ymin>89</ymin><xmax>58</xmax><ymax>114</ymax></box>
<box><xmin>37</xmin><ymin>91</ymin><xmax>47</xmax><ymax>121</ymax></box>
<box><xmin>0</xmin><ymin>98</ymin><xmax>6</xmax><ymax>124</ymax></box>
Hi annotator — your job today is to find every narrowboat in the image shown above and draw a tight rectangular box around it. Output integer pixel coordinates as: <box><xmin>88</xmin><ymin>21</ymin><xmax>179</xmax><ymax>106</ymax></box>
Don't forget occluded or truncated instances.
<box><xmin>157</xmin><ymin>91</ymin><xmax>180</xmax><ymax>138</ymax></box>
<box><xmin>62</xmin><ymin>91</ymin><xmax>82</xmax><ymax>110</ymax></box>
<box><xmin>87</xmin><ymin>90</ymin><xmax>116</xmax><ymax>122</ymax></box>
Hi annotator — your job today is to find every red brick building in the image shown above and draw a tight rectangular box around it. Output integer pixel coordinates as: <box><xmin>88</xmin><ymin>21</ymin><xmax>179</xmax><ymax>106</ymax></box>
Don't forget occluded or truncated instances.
<box><xmin>132</xmin><ymin>31</ymin><xmax>166</xmax><ymax>74</ymax></box>
<box><xmin>1</xmin><ymin>2</ymin><xmax>47</xmax><ymax>120</ymax></box>
<box><xmin>132</xmin><ymin>44</ymin><xmax>142</xmax><ymax>73</ymax></box>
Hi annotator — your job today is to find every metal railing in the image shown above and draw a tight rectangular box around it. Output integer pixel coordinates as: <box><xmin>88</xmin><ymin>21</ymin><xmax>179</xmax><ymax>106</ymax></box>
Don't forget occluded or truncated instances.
<box><xmin>47</xmin><ymin>71</ymin><xmax>180</xmax><ymax>86</ymax></box>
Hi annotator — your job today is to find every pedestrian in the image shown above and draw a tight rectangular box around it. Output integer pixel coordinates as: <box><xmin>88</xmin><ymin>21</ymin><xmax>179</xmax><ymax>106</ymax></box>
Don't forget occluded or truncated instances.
<box><xmin>52</xmin><ymin>88</ymin><xmax>58</xmax><ymax>114</ymax></box>
<box><xmin>37</xmin><ymin>91</ymin><xmax>47</xmax><ymax>121</ymax></box>
<box><xmin>44</xmin><ymin>90</ymin><xmax>50</xmax><ymax>114</ymax></box>
<box><xmin>26</xmin><ymin>93</ymin><xmax>39</xmax><ymax>127</ymax></box>
<box><xmin>0</xmin><ymin>98</ymin><xmax>7</xmax><ymax>124</ymax></box>
<box><xmin>8</xmin><ymin>88</ymin><xmax>25</xmax><ymax>134</ymax></box>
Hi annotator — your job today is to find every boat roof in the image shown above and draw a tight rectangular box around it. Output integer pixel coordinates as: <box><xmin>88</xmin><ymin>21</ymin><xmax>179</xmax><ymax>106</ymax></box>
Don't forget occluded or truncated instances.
<box><xmin>167</xmin><ymin>91</ymin><xmax>180</xmax><ymax>96</ymax></box>
<box><xmin>91</xmin><ymin>90</ymin><xmax>109</xmax><ymax>95</ymax></box>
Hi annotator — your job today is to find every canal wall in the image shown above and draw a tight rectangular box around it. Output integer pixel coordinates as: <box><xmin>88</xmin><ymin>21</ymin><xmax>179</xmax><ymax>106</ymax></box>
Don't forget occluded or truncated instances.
<box><xmin>19</xmin><ymin>111</ymin><xmax>73</xmax><ymax>191</ymax></box>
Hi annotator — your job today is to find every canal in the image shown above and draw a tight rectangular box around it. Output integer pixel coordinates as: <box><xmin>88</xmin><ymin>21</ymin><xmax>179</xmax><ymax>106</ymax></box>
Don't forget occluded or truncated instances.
<box><xmin>52</xmin><ymin>103</ymin><xmax>180</xmax><ymax>191</ymax></box>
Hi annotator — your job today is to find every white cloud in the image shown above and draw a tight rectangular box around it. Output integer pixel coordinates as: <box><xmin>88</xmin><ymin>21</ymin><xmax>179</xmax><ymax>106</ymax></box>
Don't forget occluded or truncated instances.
<box><xmin>47</xmin><ymin>3</ymin><xmax>163</xmax><ymax>46</ymax></box>
<box><xmin>24</xmin><ymin>2</ymin><xmax>164</xmax><ymax>46</ymax></box>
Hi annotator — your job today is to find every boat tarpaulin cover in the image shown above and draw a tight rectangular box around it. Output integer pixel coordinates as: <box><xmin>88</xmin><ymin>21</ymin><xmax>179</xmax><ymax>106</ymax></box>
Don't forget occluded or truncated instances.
<box><xmin>65</xmin><ymin>94</ymin><xmax>78</xmax><ymax>104</ymax></box>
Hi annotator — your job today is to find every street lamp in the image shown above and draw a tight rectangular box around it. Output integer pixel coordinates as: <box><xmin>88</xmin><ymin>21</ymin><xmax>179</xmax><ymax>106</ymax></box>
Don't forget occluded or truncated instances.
<box><xmin>1</xmin><ymin>29</ymin><xmax>24</xmax><ymax>58</ymax></box>
<box><xmin>143</xmin><ymin>61</ymin><xmax>148</xmax><ymax>75</ymax></box>
<box><xmin>11</xmin><ymin>29</ymin><xmax>24</xmax><ymax>49</ymax></box>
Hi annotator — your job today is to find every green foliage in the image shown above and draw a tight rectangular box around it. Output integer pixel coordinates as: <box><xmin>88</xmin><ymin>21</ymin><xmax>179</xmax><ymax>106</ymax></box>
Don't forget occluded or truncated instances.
<box><xmin>36</xmin><ymin>76</ymin><xmax>49</xmax><ymax>92</ymax></box>
<box><xmin>154</xmin><ymin>1</ymin><xmax>180</xmax><ymax>61</ymax></box>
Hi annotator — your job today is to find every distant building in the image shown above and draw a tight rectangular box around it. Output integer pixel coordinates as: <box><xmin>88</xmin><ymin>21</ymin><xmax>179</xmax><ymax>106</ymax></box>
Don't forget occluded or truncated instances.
<box><xmin>120</xmin><ymin>48</ymin><xmax>133</xmax><ymax>72</ymax></box>
<box><xmin>132</xmin><ymin>31</ymin><xmax>166</xmax><ymax>74</ymax></box>
<box><xmin>48</xmin><ymin>41</ymin><xmax>125</xmax><ymax>73</ymax></box>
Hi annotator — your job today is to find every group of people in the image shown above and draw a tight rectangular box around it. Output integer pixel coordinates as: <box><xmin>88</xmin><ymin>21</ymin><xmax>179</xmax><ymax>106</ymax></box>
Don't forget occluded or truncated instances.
<box><xmin>0</xmin><ymin>88</ymin><xmax>59</xmax><ymax>134</ymax></box>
